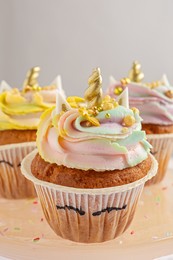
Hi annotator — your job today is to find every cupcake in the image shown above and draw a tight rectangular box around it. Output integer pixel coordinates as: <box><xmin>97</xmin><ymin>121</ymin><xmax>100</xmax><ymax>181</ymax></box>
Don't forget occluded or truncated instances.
<box><xmin>107</xmin><ymin>61</ymin><xmax>173</xmax><ymax>184</ymax></box>
<box><xmin>21</xmin><ymin>68</ymin><xmax>157</xmax><ymax>243</ymax></box>
<box><xmin>0</xmin><ymin>67</ymin><xmax>65</xmax><ymax>198</ymax></box>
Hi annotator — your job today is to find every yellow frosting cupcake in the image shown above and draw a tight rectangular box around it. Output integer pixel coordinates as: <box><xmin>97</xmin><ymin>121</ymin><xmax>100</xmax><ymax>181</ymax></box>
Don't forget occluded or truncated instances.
<box><xmin>0</xmin><ymin>67</ymin><xmax>65</xmax><ymax>199</ymax></box>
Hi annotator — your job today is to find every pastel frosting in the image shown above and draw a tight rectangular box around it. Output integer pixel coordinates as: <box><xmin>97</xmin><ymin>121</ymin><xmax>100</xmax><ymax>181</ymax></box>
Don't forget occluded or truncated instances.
<box><xmin>37</xmin><ymin>91</ymin><xmax>151</xmax><ymax>171</ymax></box>
<box><xmin>0</xmin><ymin>77</ymin><xmax>64</xmax><ymax>130</ymax></box>
<box><xmin>107</xmin><ymin>77</ymin><xmax>173</xmax><ymax>125</ymax></box>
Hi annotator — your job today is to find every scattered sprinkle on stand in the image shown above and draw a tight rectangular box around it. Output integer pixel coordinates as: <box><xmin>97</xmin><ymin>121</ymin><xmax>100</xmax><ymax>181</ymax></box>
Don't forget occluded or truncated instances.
<box><xmin>14</xmin><ymin>227</ymin><xmax>20</xmax><ymax>231</ymax></box>
<box><xmin>144</xmin><ymin>215</ymin><xmax>149</xmax><ymax>220</ymax></box>
<box><xmin>28</xmin><ymin>219</ymin><xmax>34</xmax><ymax>224</ymax></box>
<box><xmin>33</xmin><ymin>237</ymin><xmax>40</xmax><ymax>242</ymax></box>
<box><xmin>155</xmin><ymin>196</ymin><xmax>161</xmax><ymax>206</ymax></box>
<box><xmin>165</xmin><ymin>231</ymin><xmax>173</xmax><ymax>237</ymax></box>
<box><xmin>130</xmin><ymin>230</ymin><xmax>135</xmax><ymax>235</ymax></box>
<box><xmin>162</xmin><ymin>186</ymin><xmax>168</xmax><ymax>191</ymax></box>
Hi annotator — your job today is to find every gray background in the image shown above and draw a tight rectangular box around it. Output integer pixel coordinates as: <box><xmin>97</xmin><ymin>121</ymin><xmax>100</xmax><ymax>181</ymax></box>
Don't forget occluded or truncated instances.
<box><xmin>0</xmin><ymin>0</ymin><xmax>173</xmax><ymax>96</ymax></box>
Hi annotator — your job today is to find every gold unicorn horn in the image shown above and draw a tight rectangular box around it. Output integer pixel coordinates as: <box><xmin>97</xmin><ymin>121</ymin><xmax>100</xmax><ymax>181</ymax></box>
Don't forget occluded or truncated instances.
<box><xmin>23</xmin><ymin>66</ymin><xmax>40</xmax><ymax>90</ymax></box>
<box><xmin>128</xmin><ymin>61</ymin><xmax>144</xmax><ymax>83</ymax></box>
<box><xmin>84</xmin><ymin>68</ymin><xmax>102</xmax><ymax>108</ymax></box>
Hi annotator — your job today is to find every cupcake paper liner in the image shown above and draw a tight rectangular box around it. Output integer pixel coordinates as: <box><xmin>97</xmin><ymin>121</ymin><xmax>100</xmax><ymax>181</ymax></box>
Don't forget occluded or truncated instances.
<box><xmin>0</xmin><ymin>142</ymin><xmax>37</xmax><ymax>199</ymax></box>
<box><xmin>21</xmin><ymin>150</ymin><xmax>157</xmax><ymax>243</ymax></box>
<box><xmin>146</xmin><ymin>133</ymin><xmax>173</xmax><ymax>185</ymax></box>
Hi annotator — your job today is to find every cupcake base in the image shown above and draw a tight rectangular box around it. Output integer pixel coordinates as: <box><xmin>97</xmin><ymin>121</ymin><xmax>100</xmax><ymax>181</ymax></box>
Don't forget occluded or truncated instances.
<box><xmin>145</xmin><ymin>133</ymin><xmax>173</xmax><ymax>185</ymax></box>
<box><xmin>21</xmin><ymin>150</ymin><xmax>157</xmax><ymax>243</ymax></box>
<box><xmin>0</xmin><ymin>142</ymin><xmax>36</xmax><ymax>199</ymax></box>
<box><xmin>142</xmin><ymin>123</ymin><xmax>173</xmax><ymax>134</ymax></box>
<box><xmin>31</xmin><ymin>153</ymin><xmax>152</xmax><ymax>188</ymax></box>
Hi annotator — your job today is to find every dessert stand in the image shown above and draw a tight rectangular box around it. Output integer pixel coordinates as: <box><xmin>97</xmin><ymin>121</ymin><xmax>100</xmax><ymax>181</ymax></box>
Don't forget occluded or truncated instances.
<box><xmin>0</xmin><ymin>160</ymin><xmax>173</xmax><ymax>260</ymax></box>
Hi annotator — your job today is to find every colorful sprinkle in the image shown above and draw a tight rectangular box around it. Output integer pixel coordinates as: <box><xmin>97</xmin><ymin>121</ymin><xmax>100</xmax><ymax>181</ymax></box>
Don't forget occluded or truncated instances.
<box><xmin>155</xmin><ymin>196</ymin><xmax>161</xmax><ymax>206</ymax></box>
<box><xmin>156</xmin><ymin>196</ymin><xmax>160</xmax><ymax>202</ymax></box>
<box><xmin>144</xmin><ymin>215</ymin><xmax>149</xmax><ymax>219</ymax></box>
<box><xmin>33</xmin><ymin>201</ymin><xmax>38</xmax><ymax>205</ymax></box>
<box><xmin>14</xmin><ymin>227</ymin><xmax>20</xmax><ymax>231</ymax></box>
<box><xmin>41</xmin><ymin>218</ymin><xmax>44</xmax><ymax>222</ymax></box>
<box><xmin>33</xmin><ymin>237</ymin><xmax>40</xmax><ymax>242</ymax></box>
<box><xmin>162</xmin><ymin>186</ymin><xmax>168</xmax><ymax>191</ymax></box>
<box><xmin>139</xmin><ymin>200</ymin><xmax>144</xmax><ymax>206</ymax></box>
<box><xmin>28</xmin><ymin>219</ymin><xmax>34</xmax><ymax>224</ymax></box>
<box><xmin>165</xmin><ymin>231</ymin><xmax>173</xmax><ymax>237</ymax></box>
<box><xmin>130</xmin><ymin>230</ymin><xmax>135</xmax><ymax>235</ymax></box>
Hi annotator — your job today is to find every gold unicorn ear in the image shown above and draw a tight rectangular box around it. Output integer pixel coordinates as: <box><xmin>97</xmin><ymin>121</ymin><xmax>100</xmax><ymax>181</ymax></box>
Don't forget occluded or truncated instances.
<box><xmin>23</xmin><ymin>66</ymin><xmax>41</xmax><ymax>91</ymax></box>
<box><xmin>128</xmin><ymin>61</ymin><xmax>144</xmax><ymax>83</ymax></box>
<box><xmin>84</xmin><ymin>67</ymin><xmax>103</xmax><ymax>108</ymax></box>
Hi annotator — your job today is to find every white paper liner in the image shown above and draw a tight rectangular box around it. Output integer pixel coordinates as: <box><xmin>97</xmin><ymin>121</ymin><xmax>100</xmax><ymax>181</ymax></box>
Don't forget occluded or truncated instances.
<box><xmin>0</xmin><ymin>142</ymin><xmax>37</xmax><ymax>199</ymax></box>
<box><xmin>146</xmin><ymin>133</ymin><xmax>173</xmax><ymax>185</ymax></box>
<box><xmin>21</xmin><ymin>150</ymin><xmax>157</xmax><ymax>243</ymax></box>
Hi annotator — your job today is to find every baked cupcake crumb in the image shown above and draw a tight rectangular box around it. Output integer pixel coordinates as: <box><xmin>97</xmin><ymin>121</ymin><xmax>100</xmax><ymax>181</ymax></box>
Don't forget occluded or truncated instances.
<box><xmin>31</xmin><ymin>153</ymin><xmax>152</xmax><ymax>188</ymax></box>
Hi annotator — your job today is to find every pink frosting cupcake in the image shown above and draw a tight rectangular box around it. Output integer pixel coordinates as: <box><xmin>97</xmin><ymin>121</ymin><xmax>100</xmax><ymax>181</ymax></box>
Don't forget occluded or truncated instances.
<box><xmin>107</xmin><ymin>61</ymin><xmax>173</xmax><ymax>184</ymax></box>
<box><xmin>21</xmin><ymin>68</ymin><xmax>157</xmax><ymax>243</ymax></box>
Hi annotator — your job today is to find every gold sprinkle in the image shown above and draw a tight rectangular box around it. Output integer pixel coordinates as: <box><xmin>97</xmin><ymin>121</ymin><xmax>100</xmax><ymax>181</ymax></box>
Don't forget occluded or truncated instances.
<box><xmin>67</xmin><ymin>96</ymin><xmax>85</xmax><ymax>108</ymax></box>
<box><xmin>113</xmin><ymin>101</ymin><xmax>119</xmax><ymax>107</ymax></box>
<box><xmin>86</xmin><ymin>116</ymin><xmax>100</xmax><ymax>126</ymax></box>
<box><xmin>121</xmin><ymin>127</ymin><xmax>128</xmax><ymax>133</ymax></box>
<box><xmin>131</xmin><ymin>107</ymin><xmax>139</xmax><ymax>114</ymax></box>
<box><xmin>114</xmin><ymin>86</ymin><xmax>123</xmax><ymax>95</ymax></box>
<box><xmin>42</xmin><ymin>85</ymin><xmax>56</xmax><ymax>90</ymax></box>
<box><xmin>78</xmin><ymin>107</ymin><xmax>100</xmax><ymax>126</ymax></box>
<box><xmin>120</xmin><ymin>78</ymin><xmax>131</xmax><ymax>86</ymax></box>
<box><xmin>105</xmin><ymin>113</ymin><xmax>111</xmax><ymax>119</ymax></box>
<box><xmin>123</xmin><ymin>115</ymin><xmax>135</xmax><ymax>127</ymax></box>
<box><xmin>97</xmin><ymin>106</ymin><xmax>103</xmax><ymax>112</ymax></box>
<box><xmin>145</xmin><ymin>80</ymin><xmax>162</xmax><ymax>89</ymax></box>
<box><xmin>62</xmin><ymin>104</ymin><xmax>68</xmax><ymax>112</ymax></box>
<box><xmin>78</xmin><ymin>107</ymin><xmax>88</xmax><ymax>116</ymax></box>
<box><xmin>102</xmin><ymin>102</ymin><xmax>114</xmax><ymax>111</ymax></box>
<box><xmin>93</xmin><ymin>110</ymin><xmax>99</xmax><ymax>116</ymax></box>
<box><xmin>32</xmin><ymin>86</ymin><xmax>41</xmax><ymax>91</ymax></box>
<box><xmin>88</xmin><ymin>109</ymin><xmax>94</xmax><ymax>114</ymax></box>
<box><xmin>103</xmin><ymin>95</ymin><xmax>111</xmax><ymax>102</ymax></box>
<box><xmin>164</xmin><ymin>90</ymin><xmax>173</xmax><ymax>99</ymax></box>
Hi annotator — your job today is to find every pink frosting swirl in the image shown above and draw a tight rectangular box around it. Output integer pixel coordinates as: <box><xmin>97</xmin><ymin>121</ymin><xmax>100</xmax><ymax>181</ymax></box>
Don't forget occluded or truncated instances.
<box><xmin>37</xmin><ymin>106</ymin><xmax>151</xmax><ymax>171</ymax></box>
<box><xmin>107</xmin><ymin>82</ymin><xmax>173</xmax><ymax>125</ymax></box>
